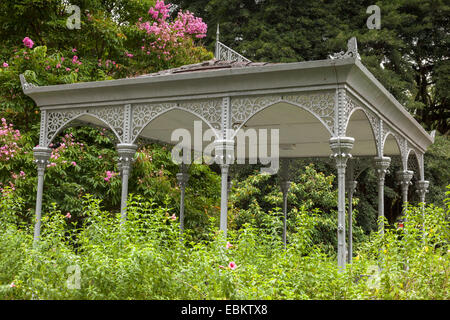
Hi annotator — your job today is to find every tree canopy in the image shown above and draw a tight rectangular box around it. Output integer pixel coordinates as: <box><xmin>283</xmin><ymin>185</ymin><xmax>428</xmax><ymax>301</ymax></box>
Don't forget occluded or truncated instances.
<box><xmin>173</xmin><ymin>0</ymin><xmax>449</xmax><ymax>135</ymax></box>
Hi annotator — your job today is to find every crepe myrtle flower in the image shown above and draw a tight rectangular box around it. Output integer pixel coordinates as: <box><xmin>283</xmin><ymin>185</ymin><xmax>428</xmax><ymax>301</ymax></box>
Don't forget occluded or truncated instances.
<box><xmin>23</xmin><ymin>37</ymin><xmax>34</xmax><ymax>49</ymax></box>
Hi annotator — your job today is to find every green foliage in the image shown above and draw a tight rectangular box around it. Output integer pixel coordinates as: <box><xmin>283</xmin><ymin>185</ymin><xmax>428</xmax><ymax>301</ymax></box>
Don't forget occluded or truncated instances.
<box><xmin>229</xmin><ymin>165</ymin><xmax>366</xmax><ymax>255</ymax></box>
<box><xmin>424</xmin><ymin>134</ymin><xmax>450</xmax><ymax>206</ymax></box>
<box><xmin>0</xmin><ymin>0</ymin><xmax>212</xmax><ymax>131</ymax></box>
<box><xmin>0</xmin><ymin>119</ymin><xmax>221</xmax><ymax>237</ymax></box>
<box><xmin>0</xmin><ymin>0</ymin><xmax>216</xmax><ymax>236</ymax></box>
<box><xmin>0</xmin><ymin>189</ymin><xmax>448</xmax><ymax>299</ymax></box>
<box><xmin>0</xmin><ymin>0</ymin><xmax>448</xmax><ymax>301</ymax></box>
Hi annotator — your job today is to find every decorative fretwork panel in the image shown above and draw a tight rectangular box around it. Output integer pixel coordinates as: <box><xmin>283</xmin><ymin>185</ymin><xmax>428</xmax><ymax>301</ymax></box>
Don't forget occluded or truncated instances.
<box><xmin>179</xmin><ymin>99</ymin><xmax>222</xmax><ymax>131</ymax></box>
<box><xmin>406</xmin><ymin>147</ymin><xmax>425</xmax><ymax>180</ymax></box>
<box><xmin>90</xmin><ymin>105</ymin><xmax>125</xmax><ymax>139</ymax></box>
<box><xmin>44</xmin><ymin>105</ymin><xmax>125</xmax><ymax>147</ymax></box>
<box><xmin>131</xmin><ymin>103</ymin><xmax>175</xmax><ymax>142</ymax></box>
<box><xmin>230</xmin><ymin>91</ymin><xmax>336</xmax><ymax>135</ymax></box>
<box><xmin>216</xmin><ymin>41</ymin><xmax>251</xmax><ymax>63</ymax></box>
<box><xmin>341</xmin><ymin>93</ymin><xmax>381</xmax><ymax>154</ymax></box>
<box><xmin>130</xmin><ymin>99</ymin><xmax>222</xmax><ymax>142</ymax></box>
<box><xmin>381</xmin><ymin>122</ymin><xmax>409</xmax><ymax>170</ymax></box>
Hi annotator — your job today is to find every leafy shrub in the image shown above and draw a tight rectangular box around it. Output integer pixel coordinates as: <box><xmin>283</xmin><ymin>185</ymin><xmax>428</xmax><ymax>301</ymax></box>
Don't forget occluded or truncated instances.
<box><xmin>0</xmin><ymin>188</ymin><xmax>447</xmax><ymax>300</ymax></box>
<box><xmin>229</xmin><ymin>165</ymin><xmax>366</xmax><ymax>255</ymax></box>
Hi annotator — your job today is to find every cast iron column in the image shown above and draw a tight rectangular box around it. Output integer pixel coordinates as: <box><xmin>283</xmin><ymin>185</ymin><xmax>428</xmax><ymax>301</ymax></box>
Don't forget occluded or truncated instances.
<box><xmin>416</xmin><ymin>180</ymin><xmax>429</xmax><ymax>205</ymax></box>
<box><xmin>374</xmin><ymin>156</ymin><xmax>391</xmax><ymax>234</ymax></box>
<box><xmin>216</xmin><ymin>140</ymin><xmax>234</xmax><ymax>238</ymax></box>
<box><xmin>176</xmin><ymin>164</ymin><xmax>189</xmax><ymax>231</ymax></box>
<box><xmin>396</xmin><ymin>170</ymin><xmax>413</xmax><ymax>218</ymax></box>
<box><xmin>279</xmin><ymin>158</ymin><xmax>291</xmax><ymax>248</ymax></box>
<box><xmin>117</xmin><ymin>143</ymin><xmax>137</xmax><ymax>222</ymax></box>
<box><xmin>330</xmin><ymin>137</ymin><xmax>354</xmax><ymax>269</ymax></box>
<box><xmin>32</xmin><ymin>146</ymin><xmax>52</xmax><ymax>246</ymax></box>
<box><xmin>346</xmin><ymin>180</ymin><xmax>357</xmax><ymax>263</ymax></box>
<box><xmin>280</xmin><ymin>179</ymin><xmax>291</xmax><ymax>248</ymax></box>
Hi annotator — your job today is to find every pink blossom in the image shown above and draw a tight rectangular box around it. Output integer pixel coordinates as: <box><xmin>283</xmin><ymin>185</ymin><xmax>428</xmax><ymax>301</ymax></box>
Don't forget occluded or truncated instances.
<box><xmin>137</xmin><ymin>1</ymin><xmax>207</xmax><ymax>60</ymax></box>
<box><xmin>66</xmin><ymin>67</ymin><xmax>71</xmax><ymax>72</ymax></box>
<box><xmin>2</xmin><ymin>62</ymin><xmax>8</xmax><ymax>68</ymax></box>
<box><xmin>226</xmin><ymin>242</ymin><xmax>233</xmax><ymax>249</ymax></box>
<box><xmin>10</xmin><ymin>282</ymin><xmax>16</xmax><ymax>288</ymax></box>
<box><xmin>71</xmin><ymin>161</ymin><xmax>77</xmax><ymax>166</ymax></box>
<box><xmin>72</xmin><ymin>48</ymin><xmax>77</xmax><ymax>52</ymax></box>
<box><xmin>104</xmin><ymin>170</ymin><xmax>116</xmax><ymax>182</ymax></box>
<box><xmin>169</xmin><ymin>214</ymin><xmax>176</xmax><ymax>221</ymax></box>
<box><xmin>148</xmin><ymin>7</ymin><xmax>159</xmax><ymax>20</ymax></box>
<box><xmin>65</xmin><ymin>212</ymin><xmax>71</xmax><ymax>219</ymax></box>
<box><xmin>228</xmin><ymin>261</ymin><xmax>237</xmax><ymax>270</ymax></box>
<box><xmin>56</xmin><ymin>63</ymin><xmax>61</xmax><ymax>69</ymax></box>
<box><xmin>219</xmin><ymin>265</ymin><xmax>225</xmax><ymax>269</ymax></box>
<box><xmin>22</xmin><ymin>37</ymin><xmax>34</xmax><ymax>49</ymax></box>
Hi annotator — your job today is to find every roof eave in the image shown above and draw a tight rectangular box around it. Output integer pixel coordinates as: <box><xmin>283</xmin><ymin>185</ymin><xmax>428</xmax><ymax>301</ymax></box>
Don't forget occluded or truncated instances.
<box><xmin>22</xmin><ymin>58</ymin><xmax>355</xmax><ymax>107</ymax></box>
<box><xmin>348</xmin><ymin>60</ymin><xmax>434</xmax><ymax>151</ymax></box>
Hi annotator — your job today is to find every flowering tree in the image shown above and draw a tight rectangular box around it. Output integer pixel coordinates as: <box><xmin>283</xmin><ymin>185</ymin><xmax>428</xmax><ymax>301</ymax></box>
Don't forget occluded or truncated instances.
<box><xmin>0</xmin><ymin>0</ymin><xmax>212</xmax><ymax>131</ymax></box>
<box><xmin>132</xmin><ymin>0</ymin><xmax>210</xmax><ymax>74</ymax></box>
<box><xmin>0</xmin><ymin>1</ymin><xmax>217</xmax><ymax>229</ymax></box>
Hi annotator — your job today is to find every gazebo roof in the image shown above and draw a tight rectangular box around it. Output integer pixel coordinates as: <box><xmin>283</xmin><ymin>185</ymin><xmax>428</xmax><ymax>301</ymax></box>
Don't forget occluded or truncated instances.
<box><xmin>138</xmin><ymin>59</ymin><xmax>275</xmax><ymax>77</ymax></box>
<box><xmin>21</xmin><ymin>38</ymin><xmax>433</xmax><ymax>166</ymax></box>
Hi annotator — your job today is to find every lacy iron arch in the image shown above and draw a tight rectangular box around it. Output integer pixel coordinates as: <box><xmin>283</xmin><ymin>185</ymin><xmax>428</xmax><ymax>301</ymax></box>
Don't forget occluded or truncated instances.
<box><xmin>341</xmin><ymin>92</ymin><xmax>384</xmax><ymax>156</ymax></box>
<box><xmin>344</xmin><ymin>108</ymin><xmax>379</xmax><ymax>156</ymax></box>
<box><xmin>41</xmin><ymin>106</ymin><xmax>125</xmax><ymax>147</ymax></box>
<box><xmin>229</xmin><ymin>90</ymin><xmax>336</xmax><ymax>139</ymax></box>
<box><xmin>130</xmin><ymin>99</ymin><xmax>222</xmax><ymax>143</ymax></box>
<box><xmin>406</xmin><ymin>147</ymin><xmax>425</xmax><ymax>181</ymax></box>
<box><xmin>382</xmin><ymin>131</ymin><xmax>408</xmax><ymax>170</ymax></box>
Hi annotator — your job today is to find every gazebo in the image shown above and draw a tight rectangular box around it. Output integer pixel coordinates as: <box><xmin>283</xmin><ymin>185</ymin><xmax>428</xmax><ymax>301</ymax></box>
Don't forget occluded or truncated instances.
<box><xmin>21</xmin><ymin>38</ymin><xmax>434</xmax><ymax>268</ymax></box>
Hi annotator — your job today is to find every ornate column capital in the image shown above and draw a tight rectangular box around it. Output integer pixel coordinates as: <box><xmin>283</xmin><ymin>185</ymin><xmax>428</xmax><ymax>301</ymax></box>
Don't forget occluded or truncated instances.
<box><xmin>33</xmin><ymin>147</ymin><xmax>52</xmax><ymax>172</ymax></box>
<box><xmin>396</xmin><ymin>170</ymin><xmax>414</xmax><ymax>187</ymax></box>
<box><xmin>176</xmin><ymin>163</ymin><xmax>189</xmax><ymax>188</ymax></box>
<box><xmin>416</xmin><ymin>180</ymin><xmax>429</xmax><ymax>200</ymax></box>
<box><xmin>345</xmin><ymin>180</ymin><xmax>358</xmax><ymax>194</ymax></box>
<box><xmin>117</xmin><ymin>143</ymin><xmax>138</xmax><ymax>173</ymax></box>
<box><xmin>176</xmin><ymin>172</ymin><xmax>189</xmax><ymax>188</ymax></box>
<box><xmin>374</xmin><ymin>156</ymin><xmax>391</xmax><ymax>182</ymax></box>
<box><xmin>330</xmin><ymin>136</ymin><xmax>354</xmax><ymax>167</ymax></box>
<box><xmin>214</xmin><ymin>139</ymin><xmax>235</xmax><ymax>165</ymax></box>
<box><xmin>279</xmin><ymin>180</ymin><xmax>291</xmax><ymax>195</ymax></box>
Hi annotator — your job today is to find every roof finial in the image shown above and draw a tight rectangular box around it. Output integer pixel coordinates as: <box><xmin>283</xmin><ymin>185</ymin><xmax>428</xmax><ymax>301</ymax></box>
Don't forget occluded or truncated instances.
<box><xmin>214</xmin><ymin>23</ymin><xmax>251</xmax><ymax>63</ymax></box>
<box><xmin>215</xmin><ymin>24</ymin><xmax>220</xmax><ymax>59</ymax></box>
<box><xmin>329</xmin><ymin>37</ymin><xmax>361</xmax><ymax>60</ymax></box>
<box><xmin>19</xmin><ymin>73</ymin><xmax>36</xmax><ymax>91</ymax></box>
<box><xmin>216</xmin><ymin>24</ymin><xmax>220</xmax><ymax>42</ymax></box>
